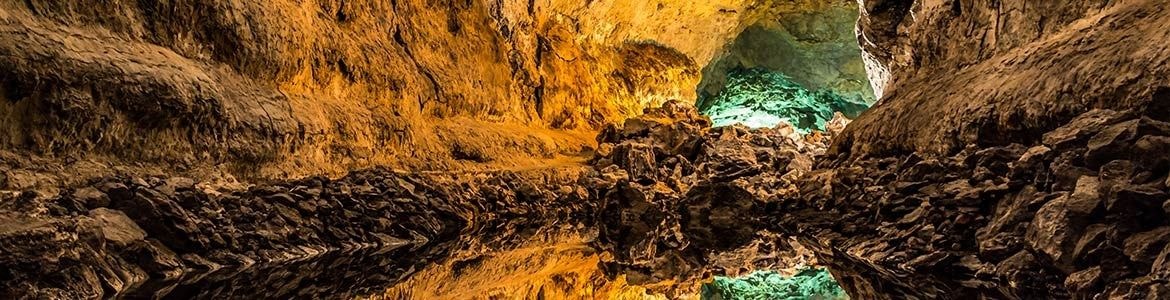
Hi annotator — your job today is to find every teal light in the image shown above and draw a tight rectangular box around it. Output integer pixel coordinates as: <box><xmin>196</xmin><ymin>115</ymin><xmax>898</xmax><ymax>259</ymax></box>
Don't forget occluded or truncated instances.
<box><xmin>701</xmin><ymin>268</ymin><xmax>848</xmax><ymax>300</ymax></box>
<box><xmin>699</xmin><ymin>68</ymin><xmax>870</xmax><ymax>132</ymax></box>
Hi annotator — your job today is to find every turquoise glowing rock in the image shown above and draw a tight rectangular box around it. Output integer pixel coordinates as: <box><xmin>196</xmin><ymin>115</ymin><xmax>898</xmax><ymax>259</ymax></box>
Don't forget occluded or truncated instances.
<box><xmin>701</xmin><ymin>268</ymin><xmax>849</xmax><ymax>300</ymax></box>
<box><xmin>700</xmin><ymin>68</ymin><xmax>870</xmax><ymax>132</ymax></box>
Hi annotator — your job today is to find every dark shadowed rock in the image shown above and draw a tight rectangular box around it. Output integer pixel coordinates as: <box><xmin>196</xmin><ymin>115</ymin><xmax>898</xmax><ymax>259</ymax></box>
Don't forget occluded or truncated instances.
<box><xmin>1123</xmin><ymin>227</ymin><xmax>1170</xmax><ymax>266</ymax></box>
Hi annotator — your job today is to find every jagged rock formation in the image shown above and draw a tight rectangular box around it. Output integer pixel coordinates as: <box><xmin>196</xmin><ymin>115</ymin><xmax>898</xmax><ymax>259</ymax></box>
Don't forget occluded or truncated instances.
<box><xmin>0</xmin><ymin>101</ymin><xmax>841</xmax><ymax>299</ymax></box>
<box><xmin>0</xmin><ymin>168</ymin><xmax>598</xmax><ymax>298</ymax></box>
<box><xmin>784</xmin><ymin>105</ymin><xmax>1170</xmax><ymax>299</ymax></box>
<box><xmin>702</xmin><ymin>268</ymin><xmax>848</xmax><ymax>300</ymax></box>
<box><xmin>695</xmin><ymin>0</ymin><xmax>874</xmax><ymax>130</ymax></box>
<box><xmin>847</xmin><ymin>0</ymin><xmax>1170</xmax><ymax>157</ymax></box>
<box><xmin>589</xmin><ymin>101</ymin><xmax>845</xmax><ymax>297</ymax></box>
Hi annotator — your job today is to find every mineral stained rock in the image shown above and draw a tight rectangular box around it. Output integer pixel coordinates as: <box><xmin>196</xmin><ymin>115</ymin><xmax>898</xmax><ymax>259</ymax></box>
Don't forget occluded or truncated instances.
<box><xmin>701</xmin><ymin>269</ymin><xmax>848</xmax><ymax>300</ymax></box>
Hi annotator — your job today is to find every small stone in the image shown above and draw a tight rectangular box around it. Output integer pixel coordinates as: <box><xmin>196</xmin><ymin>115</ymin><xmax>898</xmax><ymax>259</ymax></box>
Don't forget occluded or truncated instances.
<box><xmin>88</xmin><ymin>208</ymin><xmax>147</xmax><ymax>248</ymax></box>
<box><xmin>1067</xmin><ymin>176</ymin><xmax>1102</xmax><ymax>216</ymax></box>
<box><xmin>1132</xmin><ymin>136</ymin><xmax>1170</xmax><ymax>168</ymax></box>
<box><xmin>296</xmin><ymin>200</ymin><xmax>318</xmax><ymax>214</ymax></box>
<box><xmin>1099</xmin><ymin>160</ymin><xmax>1135</xmax><ymax>182</ymax></box>
<box><xmin>1123</xmin><ymin>226</ymin><xmax>1170</xmax><ymax>264</ymax></box>
<box><xmin>130</xmin><ymin>177</ymin><xmax>150</xmax><ymax>187</ymax></box>
<box><xmin>611</xmin><ymin>143</ymin><xmax>657</xmax><ymax>181</ymax></box>
<box><xmin>1072</xmin><ymin>223</ymin><xmax>1110</xmax><ymax>264</ymax></box>
<box><xmin>264</xmin><ymin>193</ymin><xmax>297</xmax><ymax>205</ymax></box>
<box><xmin>1108</xmin><ymin>185</ymin><xmax>1165</xmax><ymax>213</ymax></box>
<box><xmin>1027</xmin><ymin>194</ymin><xmax>1087</xmax><ymax>272</ymax></box>
<box><xmin>1019</xmin><ymin>145</ymin><xmax>1052</xmax><ymax>163</ymax></box>
<box><xmin>621</xmin><ymin>118</ymin><xmax>653</xmax><ymax>137</ymax></box>
<box><xmin>1152</xmin><ymin>243</ymin><xmax>1170</xmax><ymax>274</ymax></box>
<box><xmin>72</xmin><ymin>187</ymin><xmax>110</xmax><ymax>209</ymax></box>
<box><xmin>1085</xmin><ymin>120</ymin><xmax>1138</xmax><ymax>167</ymax></box>
<box><xmin>596</xmin><ymin>143</ymin><xmax>615</xmax><ymax>157</ymax></box>
<box><xmin>1064</xmin><ymin>266</ymin><xmax>1103</xmax><ymax>294</ymax></box>
<box><xmin>1043</xmin><ymin>109</ymin><xmax>1123</xmax><ymax>148</ymax></box>
<box><xmin>129</xmin><ymin>239</ymin><xmax>184</xmax><ymax>278</ymax></box>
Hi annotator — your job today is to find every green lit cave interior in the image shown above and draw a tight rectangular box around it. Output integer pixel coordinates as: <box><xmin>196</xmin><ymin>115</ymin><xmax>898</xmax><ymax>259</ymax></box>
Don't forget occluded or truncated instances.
<box><xmin>697</xmin><ymin>4</ymin><xmax>876</xmax><ymax>132</ymax></box>
<box><xmin>696</xmin><ymin>4</ymin><xmax>868</xmax><ymax>300</ymax></box>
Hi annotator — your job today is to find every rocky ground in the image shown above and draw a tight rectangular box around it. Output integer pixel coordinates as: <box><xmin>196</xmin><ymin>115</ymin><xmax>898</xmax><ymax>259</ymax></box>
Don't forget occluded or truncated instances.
<box><xmin>781</xmin><ymin>102</ymin><xmax>1170</xmax><ymax>299</ymax></box>
<box><xmin>0</xmin><ymin>101</ymin><xmax>838</xmax><ymax>299</ymax></box>
<box><xmin>0</xmin><ymin>166</ymin><xmax>598</xmax><ymax>298</ymax></box>
<box><xmin>589</xmin><ymin>101</ymin><xmax>843</xmax><ymax>297</ymax></box>
<box><xmin>6</xmin><ymin>97</ymin><xmax>1170</xmax><ymax>299</ymax></box>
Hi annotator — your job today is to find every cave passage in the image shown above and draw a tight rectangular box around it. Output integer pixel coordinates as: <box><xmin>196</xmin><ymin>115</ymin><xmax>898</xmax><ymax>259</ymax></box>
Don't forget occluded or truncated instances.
<box><xmin>696</xmin><ymin>4</ymin><xmax>876</xmax><ymax>132</ymax></box>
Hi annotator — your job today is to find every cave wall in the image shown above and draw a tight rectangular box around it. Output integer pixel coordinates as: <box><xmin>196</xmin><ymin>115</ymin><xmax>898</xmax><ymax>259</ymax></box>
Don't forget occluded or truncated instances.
<box><xmin>842</xmin><ymin>0</ymin><xmax>1170</xmax><ymax>158</ymax></box>
<box><xmin>785</xmin><ymin>0</ymin><xmax>1170</xmax><ymax>298</ymax></box>
<box><xmin>0</xmin><ymin>0</ymin><xmax>764</xmax><ymax>184</ymax></box>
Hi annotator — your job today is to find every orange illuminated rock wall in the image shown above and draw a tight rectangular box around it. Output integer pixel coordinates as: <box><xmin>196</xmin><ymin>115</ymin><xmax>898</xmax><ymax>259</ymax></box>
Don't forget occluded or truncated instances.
<box><xmin>0</xmin><ymin>0</ymin><xmax>779</xmax><ymax>184</ymax></box>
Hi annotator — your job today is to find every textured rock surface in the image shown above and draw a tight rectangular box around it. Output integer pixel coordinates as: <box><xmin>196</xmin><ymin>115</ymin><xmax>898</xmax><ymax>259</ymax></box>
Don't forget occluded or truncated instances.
<box><xmin>695</xmin><ymin>0</ymin><xmax>874</xmax><ymax>131</ymax></box>
<box><xmin>4</xmin><ymin>0</ymin><xmax>1170</xmax><ymax>299</ymax></box>
<box><xmin>589</xmin><ymin>101</ymin><xmax>842</xmax><ymax>297</ymax></box>
<box><xmin>845</xmin><ymin>0</ymin><xmax>1170</xmax><ymax>158</ymax></box>
<box><xmin>0</xmin><ymin>0</ymin><xmax>772</xmax><ymax>185</ymax></box>
<box><xmin>0</xmin><ymin>102</ymin><xmax>840</xmax><ymax>299</ymax></box>
<box><xmin>782</xmin><ymin>107</ymin><xmax>1170</xmax><ymax>299</ymax></box>
<box><xmin>0</xmin><ymin>167</ymin><xmax>598</xmax><ymax>298</ymax></box>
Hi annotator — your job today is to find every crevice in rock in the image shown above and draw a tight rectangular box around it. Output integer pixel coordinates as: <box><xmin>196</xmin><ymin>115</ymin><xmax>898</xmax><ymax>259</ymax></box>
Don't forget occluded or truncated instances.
<box><xmin>392</xmin><ymin>28</ymin><xmax>444</xmax><ymax>113</ymax></box>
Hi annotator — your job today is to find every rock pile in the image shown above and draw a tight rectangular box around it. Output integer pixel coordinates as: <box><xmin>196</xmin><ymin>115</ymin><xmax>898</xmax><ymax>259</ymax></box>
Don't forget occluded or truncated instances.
<box><xmin>784</xmin><ymin>106</ymin><xmax>1170</xmax><ymax>299</ymax></box>
<box><xmin>16</xmin><ymin>96</ymin><xmax>1170</xmax><ymax>300</ymax></box>
<box><xmin>0</xmin><ymin>169</ymin><xmax>595</xmax><ymax>298</ymax></box>
<box><xmin>589</xmin><ymin>100</ymin><xmax>845</xmax><ymax>296</ymax></box>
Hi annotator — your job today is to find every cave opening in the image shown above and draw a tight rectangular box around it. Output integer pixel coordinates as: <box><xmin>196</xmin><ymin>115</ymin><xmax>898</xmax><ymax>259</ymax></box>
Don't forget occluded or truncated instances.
<box><xmin>696</xmin><ymin>3</ymin><xmax>877</xmax><ymax>132</ymax></box>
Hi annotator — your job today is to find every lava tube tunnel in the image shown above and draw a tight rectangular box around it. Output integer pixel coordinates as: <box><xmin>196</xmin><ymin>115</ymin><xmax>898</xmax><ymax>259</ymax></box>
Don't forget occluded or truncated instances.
<box><xmin>2</xmin><ymin>0</ymin><xmax>1167</xmax><ymax>299</ymax></box>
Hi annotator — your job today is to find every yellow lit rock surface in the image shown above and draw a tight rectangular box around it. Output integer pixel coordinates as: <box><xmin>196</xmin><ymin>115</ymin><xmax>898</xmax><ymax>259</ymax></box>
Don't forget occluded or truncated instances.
<box><xmin>0</xmin><ymin>0</ymin><xmax>801</xmax><ymax>185</ymax></box>
<box><xmin>372</xmin><ymin>232</ymin><xmax>667</xmax><ymax>300</ymax></box>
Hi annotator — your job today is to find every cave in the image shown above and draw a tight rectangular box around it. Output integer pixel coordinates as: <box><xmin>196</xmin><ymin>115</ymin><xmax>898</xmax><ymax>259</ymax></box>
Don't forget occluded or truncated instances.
<box><xmin>4</xmin><ymin>1</ymin><xmax>1170</xmax><ymax>299</ymax></box>
<box><xmin>696</xmin><ymin>3</ymin><xmax>876</xmax><ymax>132</ymax></box>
